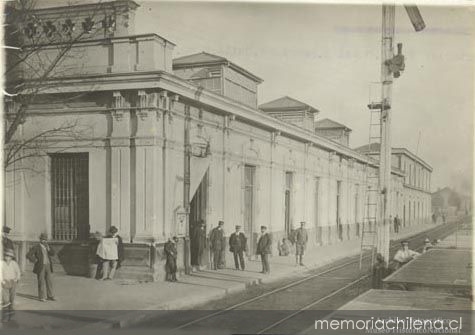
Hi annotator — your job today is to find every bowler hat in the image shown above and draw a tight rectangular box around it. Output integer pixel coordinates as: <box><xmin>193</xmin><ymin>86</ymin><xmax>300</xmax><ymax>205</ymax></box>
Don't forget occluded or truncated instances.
<box><xmin>39</xmin><ymin>233</ymin><xmax>48</xmax><ymax>240</ymax></box>
<box><xmin>172</xmin><ymin>236</ymin><xmax>179</xmax><ymax>242</ymax></box>
<box><xmin>3</xmin><ymin>226</ymin><xmax>11</xmax><ymax>233</ymax></box>
<box><xmin>218</xmin><ymin>221</ymin><xmax>224</xmax><ymax>226</ymax></box>
<box><xmin>401</xmin><ymin>240</ymin><xmax>409</xmax><ymax>245</ymax></box>
<box><xmin>235</xmin><ymin>225</ymin><xmax>241</xmax><ymax>229</ymax></box>
<box><xmin>4</xmin><ymin>249</ymin><xmax>14</xmax><ymax>257</ymax></box>
<box><xmin>109</xmin><ymin>226</ymin><xmax>118</xmax><ymax>234</ymax></box>
<box><xmin>260</xmin><ymin>225</ymin><xmax>267</xmax><ymax>230</ymax></box>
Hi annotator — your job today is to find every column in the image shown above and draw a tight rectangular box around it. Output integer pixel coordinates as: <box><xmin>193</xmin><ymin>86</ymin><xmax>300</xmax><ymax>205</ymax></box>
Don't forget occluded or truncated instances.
<box><xmin>110</xmin><ymin>91</ymin><xmax>131</xmax><ymax>240</ymax></box>
<box><xmin>134</xmin><ymin>90</ymin><xmax>161</xmax><ymax>242</ymax></box>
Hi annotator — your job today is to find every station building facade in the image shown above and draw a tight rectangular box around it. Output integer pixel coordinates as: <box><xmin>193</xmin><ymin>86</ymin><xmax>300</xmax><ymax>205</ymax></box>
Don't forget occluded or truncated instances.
<box><xmin>4</xmin><ymin>0</ymin><xmax>431</xmax><ymax>280</ymax></box>
<box><xmin>355</xmin><ymin>144</ymin><xmax>433</xmax><ymax>226</ymax></box>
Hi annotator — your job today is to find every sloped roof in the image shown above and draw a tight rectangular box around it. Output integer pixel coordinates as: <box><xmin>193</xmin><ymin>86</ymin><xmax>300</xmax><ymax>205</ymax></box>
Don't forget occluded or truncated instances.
<box><xmin>173</xmin><ymin>52</ymin><xmax>226</xmax><ymax>66</ymax></box>
<box><xmin>355</xmin><ymin>143</ymin><xmax>381</xmax><ymax>152</ymax></box>
<box><xmin>173</xmin><ymin>52</ymin><xmax>263</xmax><ymax>83</ymax></box>
<box><xmin>259</xmin><ymin>96</ymin><xmax>319</xmax><ymax>114</ymax></box>
<box><xmin>315</xmin><ymin>118</ymin><xmax>352</xmax><ymax>131</ymax></box>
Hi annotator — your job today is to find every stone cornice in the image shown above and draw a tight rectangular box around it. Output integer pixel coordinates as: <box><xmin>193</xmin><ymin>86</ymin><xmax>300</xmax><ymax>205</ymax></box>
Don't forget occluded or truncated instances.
<box><xmin>17</xmin><ymin>70</ymin><xmax>405</xmax><ymax>176</ymax></box>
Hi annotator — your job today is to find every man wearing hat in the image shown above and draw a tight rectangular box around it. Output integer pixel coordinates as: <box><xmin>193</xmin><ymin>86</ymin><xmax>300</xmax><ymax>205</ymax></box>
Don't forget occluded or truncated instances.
<box><xmin>229</xmin><ymin>225</ymin><xmax>247</xmax><ymax>271</ymax></box>
<box><xmin>164</xmin><ymin>236</ymin><xmax>179</xmax><ymax>282</ymax></box>
<box><xmin>2</xmin><ymin>226</ymin><xmax>14</xmax><ymax>257</ymax></box>
<box><xmin>26</xmin><ymin>233</ymin><xmax>55</xmax><ymax>302</ymax></box>
<box><xmin>256</xmin><ymin>226</ymin><xmax>272</xmax><ymax>274</ymax></box>
<box><xmin>209</xmin><ymin>221</ymin><xmax>225</xmax><ymax>270</ymax></box>
<box><xmin>2</xmin><ymin>248</ymin><xmax>20</xmax><ymax>321</ymax></box>
<box><xmin>295</xmin><ymin>222</ymin><xmax>308</xmax><ymax>266</ymax></box>
<box><xmin>393</xmin><ymin>240</ymin><xmax>420</xmax><ymax>267</ymax></box>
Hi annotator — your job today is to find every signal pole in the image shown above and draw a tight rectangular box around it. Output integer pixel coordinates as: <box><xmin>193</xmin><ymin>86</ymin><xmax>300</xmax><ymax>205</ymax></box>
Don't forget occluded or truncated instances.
<box><xmin>376</xmin><ymin>3</ymin><xmax>425</xmax><ymax>263</ymax></box>
<box><xmin>376</xmin><ymin>3</ymin><xmax>395</xmax><ymax>265</ymax></box>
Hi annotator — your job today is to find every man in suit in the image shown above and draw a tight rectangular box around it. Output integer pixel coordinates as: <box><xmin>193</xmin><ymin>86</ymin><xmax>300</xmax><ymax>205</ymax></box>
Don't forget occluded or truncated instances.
<box><xmin>295</xmin><ymin>221</ymin><xmax>308</xmax><ymax>266</ymax></box>
<box><xmin>26</xmin><ymin>233</ymin><xmax>55</xmax><ymax>302</ymax></box>
<box><xmin>229</xmin><ymin>225</ymin><xmax>247</xmax><ymax>271</ymax></box>
<box><xmin>257</xmin><ymin>225</ymin><xmax>272</xmax><ymax>274</ymax></box>
<box><xmin>2</xmin><ymin>226</ymin><xmax>14</xmax><ymax>257</ymax></box>
<box><xmin>209</xmin><ymin>221</ymin><xmax>225</xmax><ymax>270</ymax></box>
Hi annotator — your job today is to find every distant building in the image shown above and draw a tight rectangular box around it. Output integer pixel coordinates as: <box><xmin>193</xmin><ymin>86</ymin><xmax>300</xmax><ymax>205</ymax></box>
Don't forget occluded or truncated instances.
<box><xmin>259</xmin><ymin>96</ymin><xmax>319</xmax><ymax>132</ymax></box>
<box><xmin>315</xmin><ymin>118</ymin><xmax>352</xmax><ymax>147</ymax></box>
<box><xmin>355</xmin><ymin>143</ymin><xmax>433</xmax><ymax>226</ymax></box>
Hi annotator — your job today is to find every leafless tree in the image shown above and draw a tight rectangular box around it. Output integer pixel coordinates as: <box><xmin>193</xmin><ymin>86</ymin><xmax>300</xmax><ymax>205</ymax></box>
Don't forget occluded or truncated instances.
<box><xmin>3</xmin><ymin>0</ymin><xmax>116</xmax><ymax>171</ymax></box>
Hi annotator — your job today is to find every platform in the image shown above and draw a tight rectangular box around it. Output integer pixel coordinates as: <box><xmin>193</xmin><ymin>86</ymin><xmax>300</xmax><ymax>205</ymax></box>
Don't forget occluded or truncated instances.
<box><xmin>383</xmin><ymin>248</ymin><xmax>472</xmax><ymax>297</ymax></box>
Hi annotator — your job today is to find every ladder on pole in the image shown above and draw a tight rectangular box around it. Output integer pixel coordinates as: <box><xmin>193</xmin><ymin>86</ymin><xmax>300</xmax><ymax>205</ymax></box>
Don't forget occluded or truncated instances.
<box><xmin>359</xmin><ymin>88</ymin><xmax>387</xmax><ymax>271</ymax></box>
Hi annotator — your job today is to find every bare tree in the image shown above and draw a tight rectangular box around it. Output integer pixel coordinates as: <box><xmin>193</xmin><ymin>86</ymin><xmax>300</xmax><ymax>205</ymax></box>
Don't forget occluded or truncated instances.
<box><xmin>3</xmin><ymin>0</ymin><xmax>117</xmax><ymax>171</ymax></box>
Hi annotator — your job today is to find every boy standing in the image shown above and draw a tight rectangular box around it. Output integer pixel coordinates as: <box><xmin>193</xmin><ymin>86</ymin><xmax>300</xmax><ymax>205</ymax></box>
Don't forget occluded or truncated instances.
<box><xmin>2</xmin><ymin>249</ymin><xmax>21</xmax><ymax>322</ymax></box>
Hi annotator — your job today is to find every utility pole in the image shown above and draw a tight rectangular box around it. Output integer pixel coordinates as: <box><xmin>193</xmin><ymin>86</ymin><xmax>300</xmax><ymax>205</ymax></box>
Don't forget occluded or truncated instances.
<box><xmin>376</xmin><ymin>3</ymin><xmax>425</xmax><ymax>263</ymax></box>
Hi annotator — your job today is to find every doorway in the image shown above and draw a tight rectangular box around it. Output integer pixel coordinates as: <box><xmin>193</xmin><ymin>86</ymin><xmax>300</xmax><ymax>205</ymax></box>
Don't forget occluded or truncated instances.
<box><xmin>244</xmin><ymin>165</ymin><xmax>256</xmax><ymax>255</ymax></box>
<box><xmin>189</xmin><ymin>170</ymin><xmax>209</xmax><ymax>267</ymax></box>
<box><xmin>284</xmin><ymin>172</ymin><xmax>293</xmax><ymax>236</ymax></box>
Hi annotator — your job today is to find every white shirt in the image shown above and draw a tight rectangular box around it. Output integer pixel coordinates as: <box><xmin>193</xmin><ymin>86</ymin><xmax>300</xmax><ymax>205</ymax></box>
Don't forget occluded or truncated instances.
<box><xmin>393</xmin><ymin>248</ymin><xmax>420</xmax><ymax>263</ymax></box>
<box><xmin>96</xmin><ymin>237</ymin><xmax>119</xmax><ymax>260</ymax></box>
<box><xmin>1</xmin><ymin>260</ymin><xmax>21</xmax><ymax>281</ymax></box>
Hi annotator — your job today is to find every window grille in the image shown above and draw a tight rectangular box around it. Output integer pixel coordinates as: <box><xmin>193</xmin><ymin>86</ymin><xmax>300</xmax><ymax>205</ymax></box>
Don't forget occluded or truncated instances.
<box><xmin>51</xmin><ymin>153</ymin><xmax>89</xmax><ymax>241</ymax></box>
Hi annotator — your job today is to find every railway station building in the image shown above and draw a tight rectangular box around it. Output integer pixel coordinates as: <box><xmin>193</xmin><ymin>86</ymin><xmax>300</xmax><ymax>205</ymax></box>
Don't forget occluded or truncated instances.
<box><xmin>4</xmin><ymin>0</ymin><xmax>432</xmax><ymax>281</ymax></box>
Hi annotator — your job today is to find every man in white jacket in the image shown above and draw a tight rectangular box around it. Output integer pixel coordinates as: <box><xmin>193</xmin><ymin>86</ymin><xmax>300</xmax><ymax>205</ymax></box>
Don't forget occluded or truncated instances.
<box><xmin>393</xmin><ymin>240</ymin><xmax>420</xmax><ymax>265</ymax></box>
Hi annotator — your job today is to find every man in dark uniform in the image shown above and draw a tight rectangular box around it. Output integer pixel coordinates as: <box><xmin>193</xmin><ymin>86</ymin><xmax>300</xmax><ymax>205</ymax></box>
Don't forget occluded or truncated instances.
<box><xmin>209</xmin><ymin>221</ymin><xmax>225</xmax><ymax>270</ymax></box>
<box><xmin>229</xmin><ymin>225</ymin><xmax>247</xmax><ymax>270</ymax></box>
<box><xmin>2</xmin><ymin>226</ymin><xmax>14</xmax><ymax>257</ymax></box>
<box><xmin>257</xmin><ymin>226</ymin><xmax>272</xmax><ymax>274</ymax></box>
<box><xmin>164</xmin><ymin>236</ymin><xmax>179</xmax><ymax>282</ymax></box>
<box><xmin>295</xmin><ymin>222</ymin><xmax>308</xmax><ymax>266</ymax></box>
<box><xmin>26</xmin><ymin>233</ymin><xmax>55</xmax><ymax>302</ymax></box>
<box><xmin>191</xmin><ymin>221</ymin><xmax>207</xmax><ymax>270</ymax></box>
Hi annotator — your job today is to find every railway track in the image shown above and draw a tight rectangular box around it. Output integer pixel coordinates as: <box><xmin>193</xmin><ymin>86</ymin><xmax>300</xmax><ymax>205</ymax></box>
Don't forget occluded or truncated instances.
<box><xmin>132</xmin><ymin>223</ymin><xmax>459</xmax><ymax>334</ymax></box>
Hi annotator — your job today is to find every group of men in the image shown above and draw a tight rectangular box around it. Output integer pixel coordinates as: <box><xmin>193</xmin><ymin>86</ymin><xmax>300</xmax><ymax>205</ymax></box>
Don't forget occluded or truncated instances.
<box><xmin>203</xmin><ymin>221</ymin><xmax>309</xmax><ymax>274</ymax></box>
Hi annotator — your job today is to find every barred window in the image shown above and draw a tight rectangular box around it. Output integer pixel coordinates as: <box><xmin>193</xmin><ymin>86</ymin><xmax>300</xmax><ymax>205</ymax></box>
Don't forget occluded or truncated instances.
<box><xmin>50</xmin><ymin>153</ymin><xmax>89</xmax><ymax>241</ymax></box>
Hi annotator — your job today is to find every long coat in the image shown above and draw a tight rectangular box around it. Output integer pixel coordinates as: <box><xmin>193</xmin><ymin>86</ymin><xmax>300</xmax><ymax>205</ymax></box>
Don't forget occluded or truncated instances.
<box><xmin>26</xmin><ymin>244</ymin><xmax>55</xmax><ymax>274</ymax></box>
<box><xmin>164</xmin><ymin>241</ymin><xmax>177</xmax><ymax>273</ymax></box>
<box><xmin>229</xmin><ymin>232</ymin><xmax>247</xmax><ymax>253</ymax></box>
<box><xmin>209</xmin><ymin>227</ymin><xmax>225</xmax><ymax>251</ymax></box>
<box><xmin>257</xmin><ymin>233</ymin><xmax>272</xmax><ymax>255</ymax></box>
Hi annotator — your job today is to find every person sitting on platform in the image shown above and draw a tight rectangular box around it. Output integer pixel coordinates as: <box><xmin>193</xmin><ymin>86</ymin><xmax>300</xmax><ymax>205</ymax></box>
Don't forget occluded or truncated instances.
<box><xmin>422</xmin><ymin>238</ymin><xmax>433</xmax><ymax>253</ymax></box>
<box><xmin>393</xmin><ymin>240</ymin><xmax>420</xmax><ymax>267</ymax></box>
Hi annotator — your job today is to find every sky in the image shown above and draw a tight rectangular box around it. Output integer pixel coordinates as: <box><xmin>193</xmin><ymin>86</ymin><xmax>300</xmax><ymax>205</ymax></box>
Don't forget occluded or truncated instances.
<box><xmin>37</xmin><ymin>1</ymin><xmax>475</xmax><ymax>195</ymax></box>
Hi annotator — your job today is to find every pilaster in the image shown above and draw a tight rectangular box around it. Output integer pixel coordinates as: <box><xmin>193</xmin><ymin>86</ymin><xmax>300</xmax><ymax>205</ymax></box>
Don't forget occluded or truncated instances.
<box><xmin>110</xmin><ymin>91</ymin><xmax>131</xmax><ymax>240</ymax></box>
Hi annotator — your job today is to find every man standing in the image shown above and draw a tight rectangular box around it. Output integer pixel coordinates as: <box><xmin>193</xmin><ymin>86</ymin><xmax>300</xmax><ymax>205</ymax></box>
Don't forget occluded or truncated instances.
<box><xmin>164</xmin><ymin>236</ymin><xmax>179</xmax><ymax>282</ymax></box>
<box><xmin>257</xmin><ymin>226</ymin><xmax>272</xmax><ymax>274</ymax></box>
<box><xmin>96</xmin><ymin>226</ymin><xmax>124</xmax><ymax>280</ymax></box>
<box><xmin>26</xmin><ymin>233</ymin><xmax>55</xmax><ymax>302</ymax></box>
<box><xmin>2</xmin><ymin>249</ymin><xmax>20</xmax><ymax>322</ymax></box>
<box><xmin>393</xmin><ymin>215</ymin><xmax>400</xmax><ymax>234</ymax></box>
<box><xmin>209</xmin><ymin>221</ymin><xmax>225</xmax><ymax>270</ymax></box>
<box><xmin>431</xmin><ymin>213</ymin><xmax>437</xmax><ymax>224</ymax></box>
<box><xmin>229</xmin><ymin>225</ymin><xmax>247</xmax><ymax>270</ymax></box>
<box><xmin>191</xmin><ymin>221</ymin><xmax>207</xmax><ymax>270</ymax></box>
<box><xmin>2</xmin><ymin>226</ymin><xmax>14</xmax><ymax>257</ymax></box>
<box><xmin>295</xmin><ymin>222</ymin><xmax>308</xmax><ymax>266</ymax></box>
